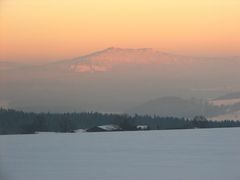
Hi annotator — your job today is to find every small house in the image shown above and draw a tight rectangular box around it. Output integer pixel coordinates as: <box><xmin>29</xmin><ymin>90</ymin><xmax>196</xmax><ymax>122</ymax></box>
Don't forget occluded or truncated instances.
<box><xmin>86</xmin><ymin>124</ymin><xmax>122</xmax><ymax>132</ymax></box>
<box><xmin>136</xmin><ymin>125</ymin><xmax>149</xmax><ymax>130</ymax></box>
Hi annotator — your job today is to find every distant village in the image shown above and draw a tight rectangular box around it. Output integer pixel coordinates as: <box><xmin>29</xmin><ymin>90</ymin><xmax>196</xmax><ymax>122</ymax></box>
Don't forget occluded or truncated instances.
<box><xmin>84</xmin><ymin>124</ymin><xmax>149</xmax><ymax>132</ymax></box>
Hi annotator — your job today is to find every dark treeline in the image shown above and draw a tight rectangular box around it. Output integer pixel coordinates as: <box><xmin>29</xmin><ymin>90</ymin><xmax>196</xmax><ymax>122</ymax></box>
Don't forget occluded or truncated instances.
<box><xmin>0</xmin><ymin>108</ymin><xmax>240</xmax><ymax>135</ymax></box>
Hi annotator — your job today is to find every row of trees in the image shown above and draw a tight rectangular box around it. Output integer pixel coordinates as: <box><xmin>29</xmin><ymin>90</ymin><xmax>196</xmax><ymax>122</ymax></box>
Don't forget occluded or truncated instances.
<box><xmin>0</xmin><ymin>108</ymin><xmax>240</xmax><ymax>134</ymax></box>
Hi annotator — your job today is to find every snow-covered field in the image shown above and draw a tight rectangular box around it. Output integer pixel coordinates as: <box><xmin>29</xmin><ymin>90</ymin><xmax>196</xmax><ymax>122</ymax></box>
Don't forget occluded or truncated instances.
<box><xmin>209</xmin><ymin>98</ymin><xmax>240</xmax><ymax>106</ymax></box>
<box><xmin>0</xmin><ymin>128</ymin><xmax>240</xmax><ymax>180</ymax></box>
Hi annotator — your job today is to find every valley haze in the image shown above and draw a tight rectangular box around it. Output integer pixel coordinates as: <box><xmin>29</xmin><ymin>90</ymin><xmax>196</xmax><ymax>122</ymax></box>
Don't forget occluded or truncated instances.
<box><xmin>1</xmin><ymin>47</ymin><xmax>240</xmax><ymax>120</ymax></box>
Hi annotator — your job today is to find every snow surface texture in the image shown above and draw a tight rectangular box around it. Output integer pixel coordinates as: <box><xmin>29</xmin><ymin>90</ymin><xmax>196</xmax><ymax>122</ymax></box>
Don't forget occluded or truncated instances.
<box><xmin>0</xmin><ymin>128</ymin><xmax>240</xmax><ymax>180</ymax></box>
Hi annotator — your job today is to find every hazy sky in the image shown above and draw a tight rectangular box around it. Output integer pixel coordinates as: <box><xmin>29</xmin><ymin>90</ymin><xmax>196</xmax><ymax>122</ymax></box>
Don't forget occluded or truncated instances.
<box><xmin>1</xmin><ymin>0</ymin><xmax>240</xmax><ymax>62</ymax></box>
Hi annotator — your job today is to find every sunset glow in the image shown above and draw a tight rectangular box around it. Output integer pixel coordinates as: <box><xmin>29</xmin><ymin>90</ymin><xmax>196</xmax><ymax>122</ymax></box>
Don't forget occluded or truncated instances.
<box><xmin>1</xmin><ymin>0</ymin><xmax>240</xmax><ymax>62</ymax></box>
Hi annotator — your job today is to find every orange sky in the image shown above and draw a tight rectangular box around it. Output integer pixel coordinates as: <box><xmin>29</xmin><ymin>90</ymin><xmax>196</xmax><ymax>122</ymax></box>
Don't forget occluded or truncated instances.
<box><xmin>1</xmin><ymin>0</ymin><xmax>240</xmax><ymax>62</ymax></box>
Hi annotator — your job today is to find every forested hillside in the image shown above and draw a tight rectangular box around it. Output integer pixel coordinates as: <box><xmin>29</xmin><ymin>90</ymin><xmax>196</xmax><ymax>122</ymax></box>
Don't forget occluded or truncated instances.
<box><xmin>1</xmin><ymin>108</ymin><xmax>240</xmax><ymax>135</ymax></box>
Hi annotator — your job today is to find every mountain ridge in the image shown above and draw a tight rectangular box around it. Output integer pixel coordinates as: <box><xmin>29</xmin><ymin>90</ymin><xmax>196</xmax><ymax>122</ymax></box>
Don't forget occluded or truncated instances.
<box><xmin>49</xmin><ymin>47</ymin><xmax>240</xmax><ymax>73</ymax></box>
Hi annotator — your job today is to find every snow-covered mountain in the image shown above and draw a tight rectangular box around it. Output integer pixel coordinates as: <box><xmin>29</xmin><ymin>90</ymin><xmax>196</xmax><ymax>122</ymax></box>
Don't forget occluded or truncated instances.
<box><xmin>44</xmin><ymin>47</ymin><xmax>240</xmax><ymax>74</ymax></box>
<box><xmin>66</xmin><ymin>47</ymin><xmax>188</xmax><ymax>73</ymax></box>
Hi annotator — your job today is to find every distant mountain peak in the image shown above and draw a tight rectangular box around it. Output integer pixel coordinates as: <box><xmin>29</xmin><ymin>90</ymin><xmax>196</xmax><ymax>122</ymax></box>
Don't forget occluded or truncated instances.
<box><xmin>52</xmin><ymin>47</ymin><xmax>240</xmax><ymax>74</ymax></box>
<box><xmin>103</xmin><ymin>47</ymin><xmax>154</xmax><ymax>52</ymax></box>
<box><xmin>68</xmin><ymin>47</ymin><xmax>175</xmax><ymax>73</ymax></box>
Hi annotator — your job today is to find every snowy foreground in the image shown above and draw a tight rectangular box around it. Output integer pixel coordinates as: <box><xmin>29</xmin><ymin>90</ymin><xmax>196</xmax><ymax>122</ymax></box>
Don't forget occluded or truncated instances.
<box><xmin>0</xmin><ymin>128</ymin><xmax>240</xmax><ymax>180</ymax></box>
